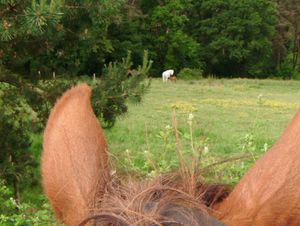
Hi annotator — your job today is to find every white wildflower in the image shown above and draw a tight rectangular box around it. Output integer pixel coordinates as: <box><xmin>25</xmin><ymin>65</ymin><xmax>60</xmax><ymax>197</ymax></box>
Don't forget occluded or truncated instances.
<box><xmin>203</xmin><ymin>146</ymin><xmax>209</xmax><ymax>155</ymax></box>
<box><xmin>187</xmin><ymin>113</ymin><xmax>194</xmax><ymax>125</ymax></box>
<box><xmin>263</xmin><ymin>143</ymin><xmax>268</xmax><ymax>152</ymax></box>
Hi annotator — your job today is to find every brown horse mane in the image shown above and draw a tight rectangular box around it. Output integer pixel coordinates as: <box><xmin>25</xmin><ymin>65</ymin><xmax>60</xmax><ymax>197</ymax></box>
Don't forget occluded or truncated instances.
<box><xmin>78</xmin><ymin>172</ymin><xmax>231</xmax><ymax>226</ymax></box>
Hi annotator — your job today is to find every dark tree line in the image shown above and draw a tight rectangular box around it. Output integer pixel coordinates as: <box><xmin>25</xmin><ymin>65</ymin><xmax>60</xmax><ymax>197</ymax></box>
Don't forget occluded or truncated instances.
<box><xmin>1</xmin><ymin>0</ymin><xmax>299</xmax><ymax>78</ymax></box>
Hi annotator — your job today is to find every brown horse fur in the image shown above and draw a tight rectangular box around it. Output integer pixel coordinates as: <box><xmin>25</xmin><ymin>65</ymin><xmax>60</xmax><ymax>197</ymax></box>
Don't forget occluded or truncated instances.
<box><xmin>42</xmin><ymin>84</ymin><xmax>110</xmax><ymax>226</ymax></box>
<box><xmin>216</xmin><ymin>109</ymin><xmax>300</xmax><ymax>225</ymax></box>
<box><xmin>168</xmin><ymin>76</ymin><xmax>177</xmax><ymax>82</ymax></box>
<box><xmin>42</xmin><ymin>84</ymin><xmax>300</xmax><ymax>226</ymax></box>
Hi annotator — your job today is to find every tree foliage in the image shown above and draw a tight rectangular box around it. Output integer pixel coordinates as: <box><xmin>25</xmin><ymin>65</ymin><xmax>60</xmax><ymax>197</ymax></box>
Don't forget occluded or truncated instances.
<box><xmin>273</xmin><ymin>0</ymin><xmax>300</xmax><ymax>77</ymax></box>
<box><xmin>93</xmin><ymin>50</ymin><xmax>152</xmax><ymax>128</ymax></box>
<box><xmin>0</xmin><ymin>0</ymin><xmax>151</xmax><ymax>201</ymax></box>
<box><xmin>144</xmin><ymin>0</ymin><xmax>202</xmax><ymax>73</ymax></box>
<box><xmin>188</xmin><ymin>0</ymin><xmax>277</xmax><ymax>76</ymax></box>
<box><xmin>2</xmin><ymin>0</ymin><xmax>300</xmax><ymax>78</ymax></box>
<box><xmin>0</xmin><ymin>0</ymin><xmax>126</xmax><ymax>76</ymax></box>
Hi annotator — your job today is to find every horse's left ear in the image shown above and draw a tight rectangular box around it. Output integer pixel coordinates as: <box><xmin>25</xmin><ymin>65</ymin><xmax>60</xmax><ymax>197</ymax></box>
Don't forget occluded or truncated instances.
<box><xmin>42</xmin><ymin>84</ymin><xmax>110</xmax><ymax>226</ymax></box>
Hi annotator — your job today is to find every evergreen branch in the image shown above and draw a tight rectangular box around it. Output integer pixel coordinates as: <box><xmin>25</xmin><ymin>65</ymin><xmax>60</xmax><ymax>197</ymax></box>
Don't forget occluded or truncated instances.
<box><xmin>64</xmin><ymin>5</ymin><xmax>86</xmax><ymax>9</ymax></box>
<box><xmin>0</xmin><ymin>74</ymin><xmax>44</xmax><ymax>95</ymax></box>
<box><xmin>107</xmin><ymin>93</ymin><xmax>128</xmax><ymax>99</ymax></box>
<box><xmin>0</xmin><ymin>7</ymin><xmax>9</xmax><ymax>17</ymax></box>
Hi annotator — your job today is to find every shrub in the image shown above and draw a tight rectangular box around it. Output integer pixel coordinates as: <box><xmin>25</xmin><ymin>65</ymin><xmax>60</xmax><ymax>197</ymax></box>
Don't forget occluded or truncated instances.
<box><xmin>0</xmin><ymin>180</ymin><xmax>57</xmax><ymax>226</ymax></box>
<box><xmin>178</xmin><ymin>68</ymin><xmax>203</xmax><ymax>80</ymax></box>
<box><xmin>275</xmin><ymin>57</ymin><xmax>296</xmax><ymax>79</ymax></box>
<box><xmin>292</xmin><ymin>71</ymin><xmax>300</xmax><ymax>80</ymax></box>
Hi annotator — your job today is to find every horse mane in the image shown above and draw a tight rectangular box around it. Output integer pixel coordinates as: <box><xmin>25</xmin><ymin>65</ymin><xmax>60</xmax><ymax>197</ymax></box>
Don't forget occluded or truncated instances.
<box><xmin>79</xmin><ymin>172</ymin><xmax>231</xmax><ymax>226</ymax></box>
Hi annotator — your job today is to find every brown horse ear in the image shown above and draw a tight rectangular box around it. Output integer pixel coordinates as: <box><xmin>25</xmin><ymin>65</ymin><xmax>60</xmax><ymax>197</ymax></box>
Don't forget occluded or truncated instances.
<box><xmin>42</xmin><ymin>84</ymin><xmax>110</xmax><ymax>226</ymax></box>
<box><xmin>217</xmin><ymin>109</ymin><xmax>300</xmax><ymax>225</ymax></box>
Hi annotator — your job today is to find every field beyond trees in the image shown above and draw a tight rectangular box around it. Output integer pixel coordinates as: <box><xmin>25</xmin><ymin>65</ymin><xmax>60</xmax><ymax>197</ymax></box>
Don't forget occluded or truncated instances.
<box><xmin>1</xmin><ymin>78</ymin><xmax>300</xmax><ymax>225</ymax></box>
<box><xmin>106</xmin><ymin>78</ymin><xmax>300</xmax><ymax>183</ymax></box>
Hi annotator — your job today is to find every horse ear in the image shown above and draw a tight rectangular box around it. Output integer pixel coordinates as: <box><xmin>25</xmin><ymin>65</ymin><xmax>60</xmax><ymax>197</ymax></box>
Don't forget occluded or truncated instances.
<box><xmin>42</xmin><ymin>84</ymin><xmax>110</xmax><ymax>226</ymax></box>
<box><xmin>217</xmin><ymin>110</ymin><xmax>300</xmax><ymax>225</ymax></box>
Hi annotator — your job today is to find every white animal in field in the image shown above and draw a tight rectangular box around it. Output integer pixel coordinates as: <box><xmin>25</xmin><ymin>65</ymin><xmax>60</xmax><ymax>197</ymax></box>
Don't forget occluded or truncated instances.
<box><xmin>162</xmin><ymin>69</ymin><xmax>174</xmax><ymax>82</ymax></box>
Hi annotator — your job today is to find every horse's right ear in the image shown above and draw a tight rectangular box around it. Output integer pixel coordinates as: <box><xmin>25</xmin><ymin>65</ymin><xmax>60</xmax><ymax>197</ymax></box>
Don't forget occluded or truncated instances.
<box><xmin>42</xmin><ymin>84</ymin><xmax>110</xmax><ymax>226</ymax></box>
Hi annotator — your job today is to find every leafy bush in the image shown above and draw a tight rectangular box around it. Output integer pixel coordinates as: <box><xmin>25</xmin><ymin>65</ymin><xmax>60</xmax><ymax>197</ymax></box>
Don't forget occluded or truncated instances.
<box><xmin>275</xmin><ymin>58</ymin><xmax>296</xmax><ymax>79</ymax></box>
<box><xmin>292</xmin><ymin>72</ymin><xmax>300</xmax><ymax>80</ymax></box>
<box><xmin>0</xmin><ymin>82</ymin><xmax>38</xmax><ymax>202</ymax></box>
<box><xmin>0</xmin><ymin>180</ymin><xmax>56</xmax><ymax>226</ymax></box>
<box><xmin>178</xmin><ymin>68</ymin><xmax>203</xmax><ymax>80</ymax></box>
<box><xmin>92</xmin><ymin>50</ymin><xmax>152</xmax><ymax>128</ymax></box>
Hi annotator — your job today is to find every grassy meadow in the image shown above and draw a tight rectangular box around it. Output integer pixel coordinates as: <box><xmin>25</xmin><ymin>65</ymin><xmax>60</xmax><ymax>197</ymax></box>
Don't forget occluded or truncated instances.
<box><xmin>12</xmin><ymin>78</ymin><xmax>299</xmax><ymax>225</ymax></box>
<box><xmin>105</xmin><ymin>78</ymin><xmax>300</xmax><ymax>184</ymax></box>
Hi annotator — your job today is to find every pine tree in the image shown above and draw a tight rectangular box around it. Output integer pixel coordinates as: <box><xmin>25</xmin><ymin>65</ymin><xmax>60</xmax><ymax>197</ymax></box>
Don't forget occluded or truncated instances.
<box><xmin>0</xmin><ymin>0</ymin><xmax>151</xmax><ymax>199</ymax></box>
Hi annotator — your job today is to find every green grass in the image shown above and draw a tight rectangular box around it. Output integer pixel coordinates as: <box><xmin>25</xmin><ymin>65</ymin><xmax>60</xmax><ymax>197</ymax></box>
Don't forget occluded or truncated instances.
<box><xmin>105</xmin><ymin>78</ymin><xmax>300</xmax><ymax>184</ymax></box>
<box><xmin>18</xmin><ymin>78</ymin><xmax>300</xmax><ymax>224</ymax></box>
